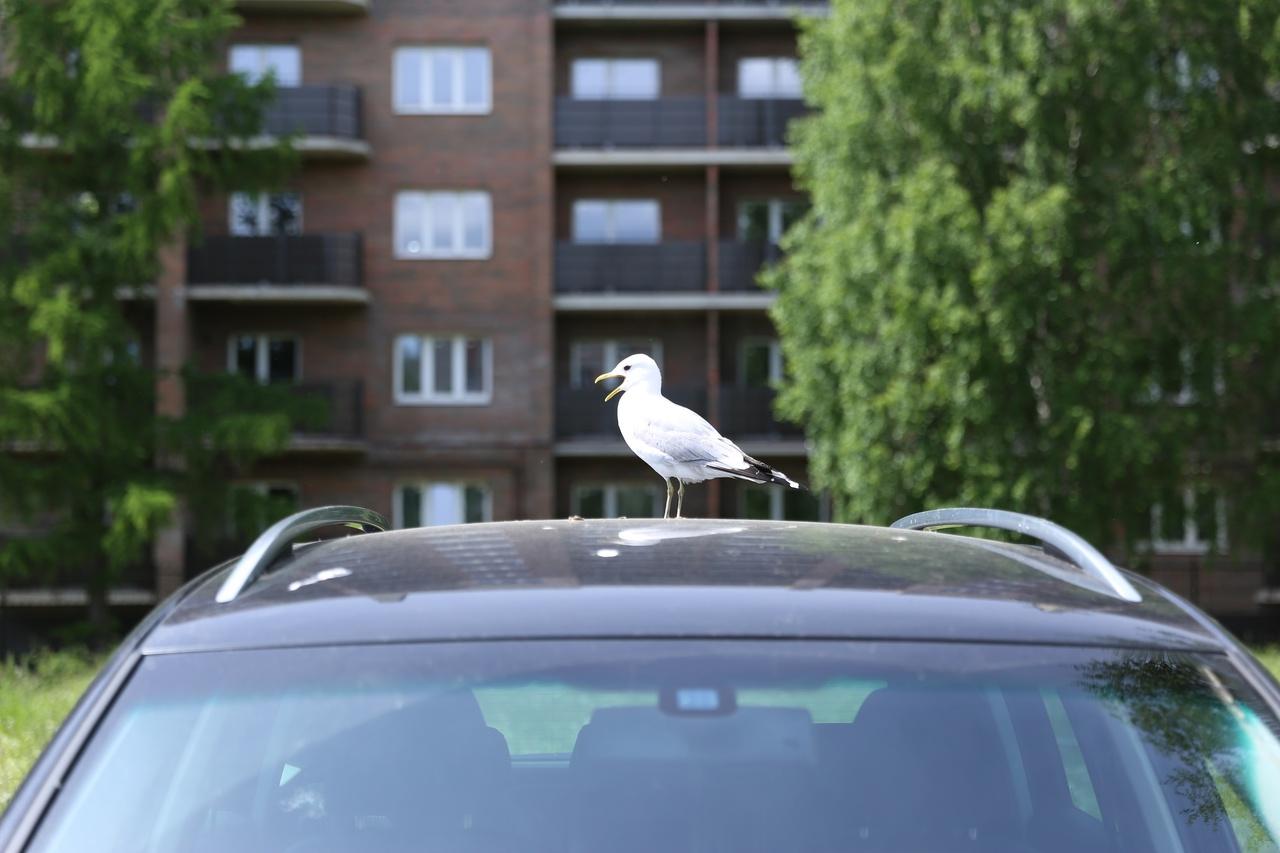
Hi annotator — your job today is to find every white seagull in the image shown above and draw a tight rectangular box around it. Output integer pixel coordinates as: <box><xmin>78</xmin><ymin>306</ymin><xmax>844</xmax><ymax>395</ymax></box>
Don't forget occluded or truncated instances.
<box><xmin>594</xmin><ymin>354</ymin><xmax>803</xmax><ymax>519</ymax></box>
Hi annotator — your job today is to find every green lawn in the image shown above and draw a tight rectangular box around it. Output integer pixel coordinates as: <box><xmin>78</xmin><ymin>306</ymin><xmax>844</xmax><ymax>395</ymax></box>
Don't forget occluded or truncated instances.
<box><xmin>2</xmin><ymin>647</ymin><xmax>1280</xmax><ymax>815</ymax></box>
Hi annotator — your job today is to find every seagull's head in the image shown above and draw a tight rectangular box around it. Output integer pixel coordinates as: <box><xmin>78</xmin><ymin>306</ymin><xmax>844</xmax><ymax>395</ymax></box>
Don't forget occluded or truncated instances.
<box><xmin>594</xmin><ymin>353</ymin><xmax>661</xmax><ymax>402</ymax></box>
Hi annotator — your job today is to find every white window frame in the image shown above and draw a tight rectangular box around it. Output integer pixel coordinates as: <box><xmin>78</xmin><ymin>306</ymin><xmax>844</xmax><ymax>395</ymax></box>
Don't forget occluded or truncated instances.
<box><xmin>226</xmin><ymin>334</ymin><xmax>302</xmax><ymax>384</ymax></box>
<box><xmin>1149</xmin><ymin>487</ymin><xmax>1228</xmax><ymax>555</ymax></box>
<box><xmin>393</xmin><ymin>46</ymin><xmax>492</xmax><ymax>115</ymax></box>
<box><xmin>737</xmin><ymin>57</ymin><xmax>801</xmax><ymax>99</ymax></box>
<box><xmin>228</xmin><ymin>44</ymin><xmax>301</xmax><ymax>87</ymax></box>
<box><xmin>228</xmin><ymin>192</ymin><xmax>303</xmax><ymax>237</ymax></box>
<box><xmin>737</xmin><ymin>198</ymin><xmax>804</xmax><ymax>244</ymax></box>
<box><xmin>393</xmin><ymin>481</ymin><xmax>493</xmax><ymax>528</ymax></box>
<box><xmin>569</xmin><ymin>339</ymin><xmax>664</xmax><ymax>389</ymax></box>
<box><xmin>570</xmin><ymin>58</ymin><xmax>660</xmax><ymax>101</ymax></box>
<box><xmin>394</xmin><ymin>191</ymin><xmax>492</xmax><ymax>260</ymax></box>
<box><xmin>571</xmin><ymin>199</ymin><xmax>661</xmax><ymax>245</ymax></box>
<box><xmin>570</xmin><ymin>483</ymin><xmax>664</xmax><ymax>519</ymax></box>
<box><xmin>1146</xmin><ymin>347</ymin><xmax>1226</xmax><ymax>407</ymax></box>
<box><xmin>738</xmin><ymin>337</ymin><xmax>783</xmax><ymax>387</ymax></box>
<box><xmin>393</xmin><ymin>334</ymin><xmax>493</xmax><ymax>406</ymax></box>
<box><xmin>740</xmin><ymin>488</ymin><xmax>786</xmax><ymax>521</ymax></box>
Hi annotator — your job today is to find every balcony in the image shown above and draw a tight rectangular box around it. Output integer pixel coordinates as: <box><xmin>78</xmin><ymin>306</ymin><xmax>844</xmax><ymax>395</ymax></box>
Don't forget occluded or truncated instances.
<box><xmin>558</xmin><ymin>386</ymin><xmax>707</xmax><ymax>439</ymax></box>
<box><xmin>261</xmin><ymin>86</ymin><xmax>368</xmax><ymax>159</ymax></box>
<box><xmin>718</xmin><ymin>97</ymin><xmax>807</xmax><ymax>147</ymax></box>
<box><xmin>719</xmin><ymin>240</ymin><xmax>782</xmax><ymax>292</ymax></box>
<box><xmin>720</xmin><ymin>386</ymin><xmax>802</xmax><ymax>438</ymax></box>
<box><xmin>555</xmin><ymin>97</ymin><xmax>707</xmax><ymax>149</ymax></box>
<box><xmin>289</xmin><ymin>380</ymin><xmax>366</xmax><ymax>452</ymax></box>
<box><xmin>236</xmin><ymin>0</ymin><xmax>368</xmax><ymax>14</ymax></box>
<box><xmin>185</xmin><ymin>234</ymin><xmax>366</xmax><ymax>303</ymax></box>
<box><xmin>554</xmin><ymin>0</ymin><xmax>828</xmax><ymax>21</ymax></box>
<box><xmin>556</xmin><ymin>242</ymin><xmax>705</xmax><ymax>294</ymax></box>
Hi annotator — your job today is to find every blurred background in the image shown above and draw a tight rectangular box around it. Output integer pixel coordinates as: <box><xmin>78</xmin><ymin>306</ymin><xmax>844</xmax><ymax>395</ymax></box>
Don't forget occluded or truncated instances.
<box><xmin>1</xmin><ymin>0</ymin><xmax>1278</xmax><ymax>650</ymax></box>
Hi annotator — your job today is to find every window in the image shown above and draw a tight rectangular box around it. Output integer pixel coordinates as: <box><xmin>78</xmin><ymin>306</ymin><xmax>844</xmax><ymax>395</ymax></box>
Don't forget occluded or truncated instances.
<box><xmin>572</xmin><ymin>484</ymin><xmax>662</xmax><ymax>518</ymax></box>
<box><xmin>396</xmin><ymin>482</ymin><xmax>491</xmax><ymax>527</ymax></box>
<box><xmin>572</xmin><ymin>200</ymin><xmax>660</xmax><ymax>245</ymax></box>
<box><xmin>229</xmin><ymin>193</ymin><xmax>302</xmax><ymax>237</ymax></box>
<box><xmin>569</xmin><ymin>340</ymin><xmax>662</xmax><ymax>389</ymax></box>
<box><xmin>1148</xmin><ymin>344</ymin><xmax>1224</xmax><ymax>406</ymax></box>
<box><xmin>228</xmin><ymin>334</ymin><xmax>299</xmax><ymax>385</ymax></box>
<box><xmin>1150</xmin><ymin>486</ymin><xmax>1228</xmax><ymax>555</ymax></box>
<box><xmin>737</xmin><ymin>57</ymin><xmax>801</xmax><ymax>99</ymax></box>
<box><xmin>229</xmin><ymin>44</ymin><xmax>301</xmax><ymax>86</ymax></box>
<box><xmin>739</xmin><ymin>339</ymin><xmax>783</xmax><ymax>389</ymax></box>
<box><xmin>740</xmin><ymin>488</ymin><xmax>820</xmax><ymax>522</ymax></box>
<box><xmin>737</xmin><ymin>199</ymin><xmax>806</xmax><ymax>244</ymax></box>
<box><xmin>393</xmin><ymin>47</ymin><xmax>491</xmax><ymax>114</ymax></box>
<box><xmin>571</xmin><ymin>58</ymin><xmax>659</xmax><ymax>100</ymax></box>
<box><xmin>395</xmin><ymin>192</ymin><xmax>492</xmax><ymax>259</ymax></box>
<box><xmin>395</xmin><ymin>335</ymin><xmax>491</xmax><ymax>404</ymax></box>
<box><xmin>228</xmin><ymin>483</ymin><xmax>299</xmax><ymax>541</ymax></box>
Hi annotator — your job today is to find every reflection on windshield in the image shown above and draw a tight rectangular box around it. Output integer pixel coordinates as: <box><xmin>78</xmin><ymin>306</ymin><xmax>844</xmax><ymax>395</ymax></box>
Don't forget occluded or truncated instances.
<box><xmin>25</xmin><ymin>641</ymin><xmax>1280</xmax><ymax>853</ymax></box>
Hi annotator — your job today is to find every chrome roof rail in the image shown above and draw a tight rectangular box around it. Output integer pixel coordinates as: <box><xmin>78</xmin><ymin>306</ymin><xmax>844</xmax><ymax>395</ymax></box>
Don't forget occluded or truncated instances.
<box><xmin>890</xmin><ymin>507</ymin><xmax>1142</xmax><ymax>603</ymax></box>
<box><xmin>215</xmin><ymin>505</ymin><xmax>388</xmax><ymax>604</ymax></box>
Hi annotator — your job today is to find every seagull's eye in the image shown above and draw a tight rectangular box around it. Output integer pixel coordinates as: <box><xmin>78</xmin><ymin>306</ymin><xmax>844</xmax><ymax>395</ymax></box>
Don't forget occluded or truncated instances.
<box><xmin>623</xmin><ymin>365</ymin><xmax>631</xmax><ymax>372</ymax></box>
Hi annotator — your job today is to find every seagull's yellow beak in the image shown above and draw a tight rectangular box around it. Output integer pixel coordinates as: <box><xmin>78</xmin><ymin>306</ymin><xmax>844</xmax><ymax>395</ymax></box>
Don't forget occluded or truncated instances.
<box><xmin>595</xmin><ymin>371</ymin><xmax>625</xmax><ymax>402</ymax></box>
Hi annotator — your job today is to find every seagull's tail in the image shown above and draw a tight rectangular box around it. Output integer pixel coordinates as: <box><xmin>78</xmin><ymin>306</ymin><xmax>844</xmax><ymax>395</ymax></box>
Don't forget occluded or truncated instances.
<box><xmin>709</xmin><ymin>455</ymin><xmax>806</xmax><ymax>490</ymax></box>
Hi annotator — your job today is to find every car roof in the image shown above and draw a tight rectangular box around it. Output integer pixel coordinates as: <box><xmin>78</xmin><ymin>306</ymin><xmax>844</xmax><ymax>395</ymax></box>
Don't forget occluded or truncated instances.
<box><xmin>141</xmin><ymin>519</ymin><xmax>1219</xmax><ymax>654</ymax></box>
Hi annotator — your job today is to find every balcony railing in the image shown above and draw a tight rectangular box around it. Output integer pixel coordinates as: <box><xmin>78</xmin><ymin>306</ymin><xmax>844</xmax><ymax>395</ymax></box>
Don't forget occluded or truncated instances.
<box><xmin>720</xmin><ymin>386</ymin><xmax>803</xmax><ymax>438</ymax></box>
<box><xmin>719</xmin><ymin>240</ymin><xmax>782</xmax><ymax>291</ymax></box>
<box><xmin>186</xmin><ymin>234</ymin><xmax>362</xmax><ymax>287</ymax></box>
<box><xmin>717</xmin><ymin>97</ymin><xmax>807</xmax><ymax>147</ymax></box>
<box><xmin>558</xmin><ymin>386</ymin><xmax>707</xmax><ymax>438</ymax></box>
<box><xmin>556</xmin><ymin>242</ymin><xmax>705</xmax><ymax>293</ymax></box>
<box><xmin>264</xmin><ymin>85</ymin><xmax>363</xmax><ymax>140</ymax></box>
<box><xmin>292</xmin><ymin>380</ymin><xmax>363</xmax><ymax>439</ymax></box>
<box><xmin>556</xmin><ymin>97</ymin><xmax>707</xmax><ymax>148</ymax></box>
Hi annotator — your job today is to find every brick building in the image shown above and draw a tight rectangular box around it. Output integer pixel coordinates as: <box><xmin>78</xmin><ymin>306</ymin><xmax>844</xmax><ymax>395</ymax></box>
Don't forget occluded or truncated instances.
<box><xmin>120</xmin><ymin>0</ymin><xmax>828</xmax><ymax>597</ymax></box>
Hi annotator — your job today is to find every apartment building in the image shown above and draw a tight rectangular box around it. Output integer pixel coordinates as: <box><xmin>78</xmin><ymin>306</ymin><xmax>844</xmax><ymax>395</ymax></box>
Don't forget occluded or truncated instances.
<box><xmin>115</xmin><ymin>0</ymin><xmax>824</xmax><ymax>596</ymax></box>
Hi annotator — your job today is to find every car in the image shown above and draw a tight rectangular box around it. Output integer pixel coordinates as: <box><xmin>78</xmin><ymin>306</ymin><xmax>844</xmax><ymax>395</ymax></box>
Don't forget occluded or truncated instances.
<box><xmin>3</xmin><ymin>505</ymin><xmax>1279</xmax><ymax>853</ymax></box>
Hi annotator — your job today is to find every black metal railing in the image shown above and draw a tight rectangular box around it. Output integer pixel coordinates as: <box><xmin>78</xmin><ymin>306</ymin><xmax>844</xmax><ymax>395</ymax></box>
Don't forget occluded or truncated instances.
<box><xmin>291</xmin><ymin>380</ymin><xmax>363</xmax><ymax>439</ymax></box>
<box><xmin>717</xmin><ymin>97</ymin><xmax>807</xmax><ymax>147</ymax></box>
<box><xmin>186</xmin><ymin>233</ymin><xmax>362</xmax><ymax>287</ymax></box>
<box><xmin>558</xmin><ymin>386</ymin><xmax>708</xmax><ymax>438</ymax></box>
<box><xmin>556</xmin><ymin>97</ymin><xmax>707</xmax><ymax>148</ymax></box>
<box><xmin>556</xmin><ymin>242</ymin><xmax>705</xmax><ymax>293</ymax></box>
<box><xmin>719</xmin><ymin>386</ymin><xmax>803</xmax><ymax>437</ymax></box>
<box><xmin>719</xmin><ymin>240</ymin><xmax>782</xmax><ymax>291</ymax></box>
<box><xmin>264</xmin><ymin>85</ymin><xmax>363</xmax><ymax>139</ymax></box>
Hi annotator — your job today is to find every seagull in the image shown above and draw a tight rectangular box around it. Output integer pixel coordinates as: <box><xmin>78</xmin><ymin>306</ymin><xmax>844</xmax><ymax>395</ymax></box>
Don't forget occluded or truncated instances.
<box><xmin>594</xmin><ymin>353</ymin><xmax>803</xmax><ymax>519</ymax></box>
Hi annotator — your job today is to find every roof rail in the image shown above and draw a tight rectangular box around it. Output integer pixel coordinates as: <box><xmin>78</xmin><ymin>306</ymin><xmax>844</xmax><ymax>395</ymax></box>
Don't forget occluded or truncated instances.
<box><xmin>890</xmin><ymin>507</ymin><xmax>1142</xmax><ymax>603</ymax></box>
<box><xmin>215</xmin><ymin>505</ymin><xmax>388</xmax><ymax>604</ymax></box>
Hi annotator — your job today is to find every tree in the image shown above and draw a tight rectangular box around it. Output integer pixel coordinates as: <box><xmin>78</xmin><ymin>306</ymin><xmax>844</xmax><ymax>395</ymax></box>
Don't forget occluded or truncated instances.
<box><xmin>0</xmin><ymin>0</ymin><xmax>300</xmax><ymax>633</ymax></box>
<box><xmin>770</xmin><ymin>0</ymin><xmax>1280</xmax><ymax>555</ymax></box>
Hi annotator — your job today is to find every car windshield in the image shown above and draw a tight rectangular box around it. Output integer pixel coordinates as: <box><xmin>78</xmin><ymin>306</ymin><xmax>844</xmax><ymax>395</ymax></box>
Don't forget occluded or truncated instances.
<box><xmin>27</xmin><ymin>641</ymin><xmax>1280</xmax><ymax>853</ymax></box>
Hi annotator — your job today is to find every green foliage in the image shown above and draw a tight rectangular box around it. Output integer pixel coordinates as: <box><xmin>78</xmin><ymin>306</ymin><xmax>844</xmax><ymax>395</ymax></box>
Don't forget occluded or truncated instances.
<box><xmin>0</xmin><ymin>0</ymin><xmax>300</xmax><ymax>624</ymax></box>
<box><xmin>771</xmin><ymin>0</ymin><xmax>1280</xmax><ymax>551</ymax></box>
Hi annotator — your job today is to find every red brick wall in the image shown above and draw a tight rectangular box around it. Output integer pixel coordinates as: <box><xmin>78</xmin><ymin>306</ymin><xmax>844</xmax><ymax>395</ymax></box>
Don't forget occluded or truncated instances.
<box><xmin>554</xmin><ymin>28</ymin><xmax>707</xmax><ymax>98</ymax></box>
<box><xmin>718</xmin><ymin>30</ymin><xmax>798</xmax><ymax>95</ymax></box>
<box><xmin>556</xmin><ymin>173</ymin><xmax>706</xmax><ymax>242</ymax></box>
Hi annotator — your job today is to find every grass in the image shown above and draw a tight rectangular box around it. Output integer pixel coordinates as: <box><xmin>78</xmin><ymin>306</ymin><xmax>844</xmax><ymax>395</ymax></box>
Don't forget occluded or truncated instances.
<box><xmin>0</xmin><ymin>647</ymin><xmax>1279</xmax><ymax>814</ymax></box>
<box><xmin>0</xmin><ymin>650</ymin><xmax>103</xmax><ymax>813</ymax></box>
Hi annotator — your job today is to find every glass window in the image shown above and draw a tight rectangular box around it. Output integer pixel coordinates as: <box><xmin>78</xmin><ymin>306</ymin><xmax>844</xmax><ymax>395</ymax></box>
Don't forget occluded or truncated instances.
<box><xmin>739</xmin><ymin>487</ymin><xmax>820</xmax><ymax>521</ymax></box>
<box><xmin>27</xmin><ymin>643</ymin><xmax>1280</xmax><ymax>853</ymax></box>
<box><xmin>229</xmin><ymin>44</ymin><xmax>301</xmax><ymax>86</ymax></box>
<box><xmin>569</xmin><ymin>340</ymin><xmax>662</xmax><ymax>389</ymax></box>
<box><xmin>737</xmin><ymin>57</ymin><xmax>801</xmax><ymax>98</ymax></box>
<box><xmin>571</xmin><ymin>58</ymin><xmax>659</xmax><ymax>100</ymax></box>
<box><xmin>737</xmin><ymin>198</ymin><xmax>806</xmax><ymax>245</ymax></box>
<box><xmin>1150</xmin><ymin>486</ymin><xmax>1227</xmax><ymax>555</ymax></box>
<box><xmin>394</xmin><ymin>47</ymin><xmax>492</xmax><ymax>114</ymax></box>
<box><xmin>396</xmin><ymin>483</ymin><xmax>491</xmax><ymax>528</ymax></box>
<box><xmin>230</xmin><ymin>193</ymin><xmax>302</xmax><ymax>237</ymax></box>
<box><xmin>228</xmin><ymin>335</ymin><xmax>299</xmax><ymax>385</ymax></box>
<box><xmin>572</xmin><ymin>484</ymin><xmax>661</xmax><ymax>518</ymax></box>
<box><xmin>395</xmin><ymin>192</ymin><xmax>492</xmax><ymax>259</ymax></box>
<box><xmin>571</xmin><ymin>200</ymin><xmax>660</xmax><ymax>245</ymax></box>
<box><xmin>740</xmin><ymin>339</ymin><xmax>782</xmax><ymax>389</ymax></box>
<box><xmin>394</xmin><ymin>335</ymin><xmax>491</xmax><ymax>404</ymax></box>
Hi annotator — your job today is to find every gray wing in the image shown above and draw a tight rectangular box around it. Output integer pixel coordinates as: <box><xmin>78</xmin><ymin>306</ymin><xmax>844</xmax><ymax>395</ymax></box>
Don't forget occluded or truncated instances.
<box><xmin>632</xmin><ymin>397</ymin><xmax>746</xmax><ymax>466</ymax></box>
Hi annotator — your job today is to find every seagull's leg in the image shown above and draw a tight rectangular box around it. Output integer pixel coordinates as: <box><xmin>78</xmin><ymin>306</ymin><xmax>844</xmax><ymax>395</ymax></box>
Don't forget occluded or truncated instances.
<box><xmin>676</xmin><ymin>480</ymin><xmax>685</xmax><ymax>519</ymax></box>
<box><xmin>663</xmin><ymin>478</ymin><xmax>674</xmax><ymax>520</ymax></box>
